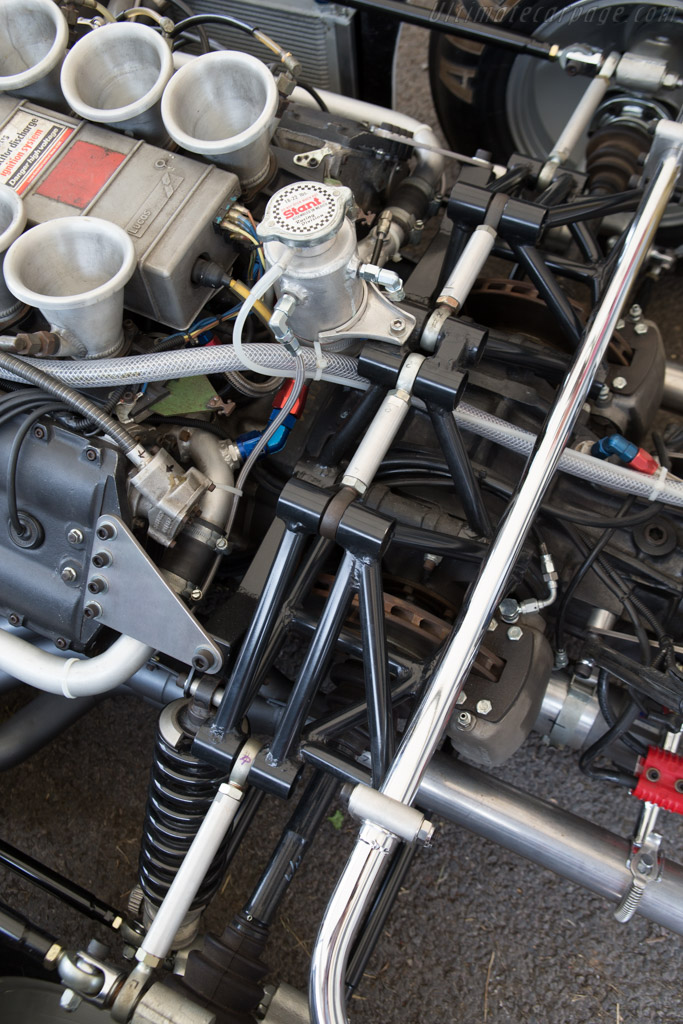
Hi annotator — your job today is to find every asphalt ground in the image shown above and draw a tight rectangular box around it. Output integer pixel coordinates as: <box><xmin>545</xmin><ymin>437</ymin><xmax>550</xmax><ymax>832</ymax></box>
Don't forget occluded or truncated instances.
<box><xmin>2</xmin><ymin>17</ymin><xmax>683</xmax><ymax>1024</ymax></box>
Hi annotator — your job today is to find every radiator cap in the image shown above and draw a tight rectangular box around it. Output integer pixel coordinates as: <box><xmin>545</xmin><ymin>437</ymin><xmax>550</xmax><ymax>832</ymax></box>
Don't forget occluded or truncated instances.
<box><xmin>258</xmin><ymin>181</ymin><xmax>352</xmax><ymax>248</ymax></box>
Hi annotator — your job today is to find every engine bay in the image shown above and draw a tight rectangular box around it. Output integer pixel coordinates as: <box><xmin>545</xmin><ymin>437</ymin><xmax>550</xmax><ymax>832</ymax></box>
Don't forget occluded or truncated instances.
<box><xmin>1</xmin><ymin>1</ymin><xmax>683</xmax><ymax>1021</ymax></box>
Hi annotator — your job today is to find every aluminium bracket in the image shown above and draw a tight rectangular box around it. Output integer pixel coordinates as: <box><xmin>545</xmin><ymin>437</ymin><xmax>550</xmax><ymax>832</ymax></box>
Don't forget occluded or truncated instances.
<box><xmin>85</xmin><ymin>515</ymin><xmax>223</xmax><ymax>673</ymax></box>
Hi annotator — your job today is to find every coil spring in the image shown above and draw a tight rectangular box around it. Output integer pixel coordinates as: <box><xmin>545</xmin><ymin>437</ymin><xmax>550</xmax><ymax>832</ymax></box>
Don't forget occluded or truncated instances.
<box><xmin>138</xmin><ymin>712</ymin><xmax>229</xmax><ymax>912</ymax></box>
<box><xmin>585</xmin><ymin>123</ymin><xmax>650</xmax><ymax>196</ymax></box>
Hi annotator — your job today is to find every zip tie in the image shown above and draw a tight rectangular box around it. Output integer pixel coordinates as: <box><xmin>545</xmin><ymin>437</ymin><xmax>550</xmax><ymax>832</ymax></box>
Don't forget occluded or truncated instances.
<box><xmin>60</xmin><ymin>659</ymin><xmax>83</xmax><ymax>699</ymax></box>
<box><xmin>214</xmin><ymin>483</ymin><xmax>243</xmax><ymax>496</ymax></box>
<box><xmin>312</xmin><ymin>339</ymin><xmax>328</xmax><ymax>382</ymax></box>
<box><xmin>648</xmin><ymin>465</ymin><xmax>669</xmax><ymax>502</ymax></box>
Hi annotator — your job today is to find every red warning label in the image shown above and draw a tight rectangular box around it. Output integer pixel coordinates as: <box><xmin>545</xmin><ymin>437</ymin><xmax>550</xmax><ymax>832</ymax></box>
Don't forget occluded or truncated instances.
<box><xmin>36</xmin><ymin>140</ymin><xmax>126</xmax><ymax>209</ymax></box>
<box><xmin>0</xmin><ymin>111</ymin><xmax>74</xmax><ymax>194</ymax></box>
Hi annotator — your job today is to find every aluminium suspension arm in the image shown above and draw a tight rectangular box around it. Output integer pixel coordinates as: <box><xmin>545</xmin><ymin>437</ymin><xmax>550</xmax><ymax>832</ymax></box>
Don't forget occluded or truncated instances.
<box><xmin>308</xmin><ymin>122</ymin><xmax>683</xmax><ymax>1024</ymax></box>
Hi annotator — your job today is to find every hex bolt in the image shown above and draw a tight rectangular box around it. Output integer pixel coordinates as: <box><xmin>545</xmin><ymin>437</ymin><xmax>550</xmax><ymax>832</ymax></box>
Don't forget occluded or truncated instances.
<box><xmin>61</xmin><ymin>566</ymin><xmax>77</xmax><ymax>584</ymax></box>
<box><xmin>91</xmin><ymin>550</ymin><xmax>112</xmax><ymax>569</ymax></box>
<box><xmin>628</xmin><ymin>304</ymin><xmax>642</xmax><ymax>320</ymax></box>
<box><xmin>612</xmin><ymin>376</ymin><xmax>627</xmax><ymax>391</ymax></box>
<box><xmin>390</xmin><ymin>318</ymin><xmax>405</xmax><ymax>334</ymax></box>
<box><xmin>476</xmin><ymin>699</ymin><xmax>493</xmax><ymax>716</ymax></box>
<box><xmin>499</xmin><ymin>598</ymin><xmax>519</xmax><ymax>623</ymax></box>
<box><xmin>507</xmin><ymin>625</ymin><xmax>523</xmax><ymax>642</ymax></box>
<box><xmin>67</xmin><ymin>528</ymin><xmax>84</xmax><ymax>545</ymax></box>
<box><xmin>456</xmin><ymin>710</ymin><xmax>473</xmax><ymax>730</ymax></box>
<box><xmin>83</xmin><ymin>602</ymin><xmax>102</xmax><ymax>620</ymax></box>
<box><xmin>615</xmin><ymin>318</ymin><xmax>625</xmax><ymax>330</ymax></box>
<box><xmin>417</xmin><ymin>819</ymin><xmax>435</xmax><ymax>846</ymax></box>
<box><xmin>60</xmin><ymin>989</ymin><xmax>83</xmax><ymax>1013</ymax></box>
<box><xmin>634</xmin><ymin>322</ymin><xmax>648</xmax><ymax>335</ymax></box>
<box><xmin>456</xmin><ymin>692</ymin><xmax>468</xmax><ymax>706</ymax></box>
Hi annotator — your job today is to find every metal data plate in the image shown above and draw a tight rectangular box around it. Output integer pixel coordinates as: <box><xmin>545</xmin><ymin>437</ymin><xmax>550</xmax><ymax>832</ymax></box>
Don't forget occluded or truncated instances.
<box><xmin>86</xmin><ymin>515</ymin><xmax>222</xmax><ymax>673</ymax></box>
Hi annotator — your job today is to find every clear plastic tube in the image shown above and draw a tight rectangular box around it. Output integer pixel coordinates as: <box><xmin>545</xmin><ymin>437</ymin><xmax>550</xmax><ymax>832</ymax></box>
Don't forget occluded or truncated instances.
<box><xmin>455</xmin><ymin>402</ymin><xmax>683</xmax><ymax>509</ymax></box>
<box><xmin>0</xmin><ymin>344</ymin><xmax>367</xmax><ymax>390</ymax></box>
<box><xmin>231</xmin><ymin>260</ymin><xmax>289</xmax><ymax>375</ymax></box>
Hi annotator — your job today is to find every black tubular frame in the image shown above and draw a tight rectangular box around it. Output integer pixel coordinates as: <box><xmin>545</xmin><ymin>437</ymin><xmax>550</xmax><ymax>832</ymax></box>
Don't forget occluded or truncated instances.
<box><xmin>337</xmin><ymin>0</ymin><xmax>557</xmax><ymax>59</ymax></box>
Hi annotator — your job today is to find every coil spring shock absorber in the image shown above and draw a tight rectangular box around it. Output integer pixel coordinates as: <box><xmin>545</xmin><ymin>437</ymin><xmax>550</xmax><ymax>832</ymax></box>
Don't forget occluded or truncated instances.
<box><xmin>586</xmin><ymin>97</ymin><xmax>672</xmax><ymax>195</ymax></box>
<box><xmin>135</xmin><ymin>699</ymin><xmax>229</xmax><ymax>948</ymax></box>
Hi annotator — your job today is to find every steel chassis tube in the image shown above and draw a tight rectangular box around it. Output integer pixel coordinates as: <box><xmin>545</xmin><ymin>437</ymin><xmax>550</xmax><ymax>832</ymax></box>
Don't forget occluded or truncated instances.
<box><xmin>420</xmin><ymin>755</ymin><xmax>683</xmax><ymax>936</ymax></box>
<box><xmin>309</xmin><ymin>150</ymin><xmax>682</xmax><ymax>1024</ymax></box>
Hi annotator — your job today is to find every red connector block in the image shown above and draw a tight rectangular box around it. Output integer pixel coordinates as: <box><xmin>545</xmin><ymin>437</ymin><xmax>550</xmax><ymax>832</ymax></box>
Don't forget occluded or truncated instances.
<box><xmin>633</xmin><ymin>746</ymin><xmax>683</xmax><ymax>814</ymax></box>
<box><xmin>628</xmin><ymin>448</ymin><xmax>659</xmax><ymax>475</ymax></box>
<box><xmin>272</xmin><ymin>380</ymin><xmax>308</xmax><ymax>419</ymax></box>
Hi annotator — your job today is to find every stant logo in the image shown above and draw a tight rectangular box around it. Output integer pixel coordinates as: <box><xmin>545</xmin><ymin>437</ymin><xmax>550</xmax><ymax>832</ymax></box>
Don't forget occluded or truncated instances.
<box><xmin>282</xmin><ymin>195</ymin><xmax>324</xmax><ymax>220</ymax></box>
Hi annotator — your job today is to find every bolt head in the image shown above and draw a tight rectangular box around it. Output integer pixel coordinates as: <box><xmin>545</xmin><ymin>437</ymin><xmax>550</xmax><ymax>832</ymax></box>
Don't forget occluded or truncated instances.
<box><xmin>190</xmin><ymin>588</ymin><xmax>203</xmax><ymax>602</ymax></box>
<box><xmin>61</xmin><ymin>566</ymin><xmax>77</xmax><ymax>584</ymax></box>
<box><xmin>83</xmin><ymin>602</ymin><xmax>102</xmax><ymax>620</ymax></box>
<box><xmin>507</xmin><ymin>625</ymin><xmax>523</xmax><ymax>642</ymax></box>
<box><xmin>60</xmin><ymin>989</ymin><xmax>82</xmax><ymax>1013</ymax></box>
<box><xmin>476</xmin><ymin>699</ymin><xmax>493</xmax><ymax>716</ymax></box>
<box><xmin>456</xmin><ymin>692</ymin><xmax>468</xmax><ymax>706</ymax></box>
<box><xmin>499</xmin><ymin>598</ymin><xmax>519</xmax><ymax>623</ymax></box>
<box><xmin>390</xmin><ymin>318</ymin><xmax>405</xmax><ymax>333</ymax></box>
<box><xmin>456</xmin><ymin>710</ymin><xmax>473</xmax><ymax>729</ymax></box>
<box><xmin>615</xmin><ymin>318</ymin><xmax>625</xmax><ymax>330</ymax></box>
<box><xmin>612</xmin><ymin>376</ymin><xmax>627</xmax><ymax>391</ymax></box>
<box><xmin>634</xmin><ymin>322</ymin><xmax>648</xmax><ymax>335</ymax></box>
<box><xmin>417</xmin><ymin>819</ymin><xmax>435</xmax><ymax>846</ymax></box>
<box><xmin>67</xmin><ymin>528</ymin><xmax>84</xmax><ymax>545</ymax></box>
<box><xmin>628</xmin><ymin>304</ymin><xmax>642</xmax><ymax>319</ymax></box>
<box><xmin>215</xmin><ymin>537</ymin><xmax>228</xmax><ymax>551</ymax></box>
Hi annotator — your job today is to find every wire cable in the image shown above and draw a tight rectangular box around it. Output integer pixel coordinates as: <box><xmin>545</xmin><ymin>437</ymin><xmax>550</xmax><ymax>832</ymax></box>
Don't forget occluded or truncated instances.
<box><xmin>0</xmin><ymin>353</ymin><xmax>147</xmax><ymax>467</ymax></box>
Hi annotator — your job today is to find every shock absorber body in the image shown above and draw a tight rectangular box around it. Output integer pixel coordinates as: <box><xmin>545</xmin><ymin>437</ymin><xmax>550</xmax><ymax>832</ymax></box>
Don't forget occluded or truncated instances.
<box><xmin>136</xmin><ymin>700</ymin><xmax>229</xmax><ymax>948</ymax></box>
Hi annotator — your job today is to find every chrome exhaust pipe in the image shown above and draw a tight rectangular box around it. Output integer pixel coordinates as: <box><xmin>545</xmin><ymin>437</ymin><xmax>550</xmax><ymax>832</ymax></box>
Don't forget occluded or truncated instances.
<box><xmin>161</xmin><ymin>51</ymin><xmax>279</xmax><ymax>189</ymax></box>
<box><xmin>60</xmin><ymin>23</ymin><xmax>174</xmax><ymax>145</ymax></box>
<box><xmin>3</xmin><ymin>217</ymin><xmax>136</xmax><ymax>358</ymax></box>
<box><xmin>0</xmin><ymin>185</ymin><xmax>26</xmax><ymax>324</ymax></box>
<box><xmin>0</xmin><ymin>0</ymin><xmax>68</xmax><ymax>107</ymax></box>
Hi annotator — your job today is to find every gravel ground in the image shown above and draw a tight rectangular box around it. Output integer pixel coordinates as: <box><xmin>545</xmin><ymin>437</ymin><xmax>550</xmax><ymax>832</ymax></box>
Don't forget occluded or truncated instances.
<box><xmin>2</xmin><ymin>14</ymin><xmax>683</xmax><ymax>1024</ymax></box>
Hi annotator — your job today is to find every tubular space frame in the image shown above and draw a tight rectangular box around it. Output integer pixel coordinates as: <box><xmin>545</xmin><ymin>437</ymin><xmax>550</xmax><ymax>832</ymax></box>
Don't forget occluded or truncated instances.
<box><xmin>309</xmin><ymin>140</ymin><xmax>683</xmax><ymax>1023</ymax></box>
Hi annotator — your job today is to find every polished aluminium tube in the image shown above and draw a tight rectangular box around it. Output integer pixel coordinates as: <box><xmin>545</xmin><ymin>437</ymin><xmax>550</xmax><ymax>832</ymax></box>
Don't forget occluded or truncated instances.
<box><xmin>309</xmin><ymin>147</ymin><xmax>683</xmax><ymax>1024</ymax></box>
<box><xmin>419</xmin><ymin>755</ymin><xmax>683</xmax><ymax>936</ymax></box>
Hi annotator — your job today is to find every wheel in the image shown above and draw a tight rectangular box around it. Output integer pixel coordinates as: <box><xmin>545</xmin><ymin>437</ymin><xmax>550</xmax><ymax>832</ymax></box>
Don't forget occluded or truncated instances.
<box><xmin>429</xmin><ymin>0</ymin><xmax>683</xmax><ymax>167</ymax></box>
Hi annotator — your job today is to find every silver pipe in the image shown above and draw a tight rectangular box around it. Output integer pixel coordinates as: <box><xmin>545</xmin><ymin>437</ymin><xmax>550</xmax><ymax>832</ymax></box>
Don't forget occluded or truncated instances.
<box><xmin>309</xmin><ymin>149</ymin><xmax>683</xmax><ymax>1024</ymax></box>
<box><xmin>418</xmin><ymin>755</ymin><xmax>683</xmax><ymax>936</ymax></box>
<box><xmin>663</xmin><ymin>358</ymin><xmax>683</xmax><ymax>412</ymax></box>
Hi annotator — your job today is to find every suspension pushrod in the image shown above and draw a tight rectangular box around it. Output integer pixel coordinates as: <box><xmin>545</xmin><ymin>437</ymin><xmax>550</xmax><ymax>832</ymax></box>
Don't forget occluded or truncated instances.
<box><xmin>309</xmin><ymin>146</ymin><xmax>683</xmax><ymax>1024</ymax></box>
<box><xmin>0</xmin><ymin>837</ymin><xmax>124</xmax><ymax>930</ymax></box>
